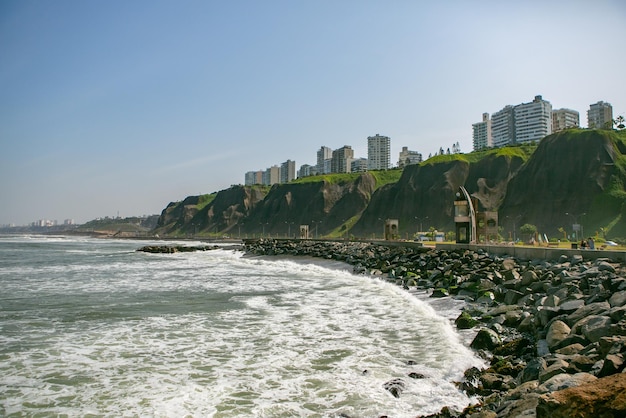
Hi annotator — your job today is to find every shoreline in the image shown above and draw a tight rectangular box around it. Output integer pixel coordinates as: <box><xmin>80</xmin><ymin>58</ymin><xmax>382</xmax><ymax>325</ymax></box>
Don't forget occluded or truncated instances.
<box><xmin>243</xmin><ymin>239</ymin><xmax>626</xmax><ymax>418</ymax></box>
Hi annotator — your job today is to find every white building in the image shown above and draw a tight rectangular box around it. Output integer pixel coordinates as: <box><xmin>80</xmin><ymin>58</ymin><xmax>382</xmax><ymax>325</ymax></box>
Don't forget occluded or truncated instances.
<box><xmin>491</xmin><ymin>105</ymin><xmax>515</xmax><ymax>148</ymax></box>
<box><xmin>472</xmin><ymin>112</ymin><xmax>492</xmax><ymax>151</ymax></box>
<box><xmin>351</xmin><ymin>158</ymin><xmax>368</xmax><ymax>173</ymax></box>
<box><xmin>316</xmin><ymin>146</ymin><xmax>332</xmax><ymax>174</ymax></box>
<box><xmin>514</xmin><ymin>95</ymin><xmax>552</xmax><ymax>143</ymax></box>
<box><xmin>552</xmin><ymin>108</ymin><xmax>579</xmax><ymax>132</ymax></box>
<box><xmin>588</xmin><ymin>101</ymin><xmax>613</xmax><ymax>129</ymax></box>
<box><xmin>367</xmin><ymin>134</ymin><xmax>390</xmax><ymax>170</ymax></box>
<box><xmin>398</xmin><ymin>146</ymin><xmax>422</xmax><ymax>167</ymax></box>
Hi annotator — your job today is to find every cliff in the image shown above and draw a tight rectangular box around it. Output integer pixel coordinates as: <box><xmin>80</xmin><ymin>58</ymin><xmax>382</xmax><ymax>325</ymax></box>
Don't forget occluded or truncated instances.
<box><xmin>154</xmin><ymin>129</ymin><xmax>626</xmax><ymax>242</ymax></box>
<box><xmin>351</xmin><ymin>146</ymin><xmax>530</xmax><ymax>237</ymax></box>
<box><xmin>499</xmin><ymin>129</ymin><xmax>626</xmax><ymax>238</ymax></box>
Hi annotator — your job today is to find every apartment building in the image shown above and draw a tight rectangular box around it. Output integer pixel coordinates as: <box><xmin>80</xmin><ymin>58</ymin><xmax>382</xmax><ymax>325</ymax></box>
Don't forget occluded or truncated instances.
<box><xmin>491</xmin><ymin>105</ymin><xmax>516</xmax><ymax>148</ymax></box>
<box><xmin>351</xmin><ymin>158</ymin><xmax>368</xmax><ymax>173</ymax></box>
<box><xmin>398</xmin><ymin>146</ymin><xmax>422</xmax><ymax>167</ymax></box>
<box><xmin>316</xmin><ymin>146</ymin><xmax>332</xmax><ymax>174</ymax></box>
<box><xmin>367</xmin><ymin>134</ymin><xmax>391</xmax><ymax>170</ymax></box>
<box><xmin>280</xmin><ymin>160</ymin><xmax>296</xmax><ymax>183</ymax></box>
<box><xmin>331</xmin><ymin>146</ymin><xmax>354</xmax><ymax>173</ymax></box>
<box><xmin>485</xmin><ymin>96</ymin><xmax>553</xmax><ymax>148</ymax></box>
<box><xmin>514</xmin><ymin>95</ymin><xmax>552</xmax><ymax>143</ymax></box>
<box><xmin>588</xmin><ymin>101</ymin><xmax>613</xmax><ymax>129</ymax></box>
<box><xmin>552</xmin><ymin>108</ymin><xmax>580</xmax><ymax>132</ymax></box>
<box><xmin>244</xmin><ymin>170</ymin><xmax>263</xmax><ymax>185</ymax></box>
<box><xmin>472</xmin><ymin>112</ymin><xmax>492</xmax><ymax>150</ymax></box>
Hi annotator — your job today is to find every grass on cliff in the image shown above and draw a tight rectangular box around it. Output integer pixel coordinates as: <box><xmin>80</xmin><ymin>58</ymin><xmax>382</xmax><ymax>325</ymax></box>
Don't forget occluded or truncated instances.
<box><xmin>196</xmin><ymin>193</ymin><xmax>217</xmax><ymax>210</ymax></box>
<box><xmin>423</xmin><ymin>142</ymin><xmax>537</xmax><ymax>166</ymax></box>
<box><xmin>292</xmin><ymin>169</ymin><xmax>402</xmax><ymax>190</ymax></box>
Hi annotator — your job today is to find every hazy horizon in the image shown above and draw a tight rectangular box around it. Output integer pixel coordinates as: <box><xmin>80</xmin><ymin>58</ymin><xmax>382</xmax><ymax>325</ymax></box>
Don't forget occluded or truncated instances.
<box><xmin>2</xmin><ymin>1</ymin><xmax>625</xmax><ymax>225</ymax></box>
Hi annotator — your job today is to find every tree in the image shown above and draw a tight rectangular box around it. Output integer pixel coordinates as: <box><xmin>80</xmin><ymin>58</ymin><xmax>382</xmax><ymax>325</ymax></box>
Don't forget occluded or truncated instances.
<box><xmin>520</xmin><ymin>223</ymin><xmax>537</xmax><ymax>242</ymax></box>
<box><xmin>616</xmin><ymin>115</ymin><xmax>625</xmax><ymax>130</ymax></box>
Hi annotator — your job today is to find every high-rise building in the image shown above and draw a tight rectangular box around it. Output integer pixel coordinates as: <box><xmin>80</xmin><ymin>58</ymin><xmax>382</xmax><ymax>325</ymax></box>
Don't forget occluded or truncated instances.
<box><xmin>472</xmin><ymin>112</ymin><xmax>492</xmax><ymax>151</ymax></box>
<box><xmin>316</xmin><ymin>146</ymin><xmax>332</xmax><ymax>174</ymax></box>
<box><xmin>298</xmin><ymin>164</ymin><xmax>315</xmax><ymax>178</ymax></box>
<box><xmin>367</xmin><ymin>134</ymin><xmax>391</xmax><ymax>170</ymax></box>
<box><xmin>245</xmin><ymin>171</ymin><xmax>256</xmax><ymax>185</ymax></box>
<box><xmin>398</xmin><ymin>146</ymin><xmax>422</xmax><ymax>168</ymax></box>
<box><xmin>552</xmin><ymin>108</ymin><xmax>579</xmax><ymax>132</ymax></box>
<box><xmin>280</xmin><ymin>159</ymin><xmax>296</xmax><ymax>183</ymax></box>
<box><xmin>514</xmin><ymin>95</ymin><xmax>552</xmax><ymax>143</ymax></box>
<box><xmin>588</xmin><ymin>101</ymin><xmax>613</xmax><ymax>129</ymax></box>
<box><xmin>491</xmin><ymin>105</ymin><xmax>515</xmax><ymax>148</ymax></box>
<box><xmin>244</xmin><ymin>170</ymin><xmax>263</xmax><ymax>185</ymax></box>
<box><xmin>331</xmin><ymin>146</ymin><xmax>354</xmax><ymax>173</ymax></box>
<box><xmin>351</xmin><ymin>158</ymin><xmax>368</xmax><ymax>173</ymax></box>
<box><xmin>263</xmin><ymin>166</ymin><xmax>280</xmax><ymax>185</ymax></box>
<box><xmin>488</xmin><ymin>96</ymin><xmax>553</xmax><ymax>147</ymax></box>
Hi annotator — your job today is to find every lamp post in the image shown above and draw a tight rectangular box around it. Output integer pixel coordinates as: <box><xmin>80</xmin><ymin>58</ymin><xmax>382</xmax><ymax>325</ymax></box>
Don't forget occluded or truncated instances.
<box><xmin>312</xmin><ymin>220</ymin><xmax>321</xmax><ymax>239</ymax></box>
<box><xmin>505</xmin><ymin>214</ymin><xmax>523</xmax><ymax>242</ymax></box>
<box><xmin>285</xmin><ymin>221</ymin><xmax>294</xmax><ymax>238</ymax></box>
<box><xmin>566</xmin><ymin>212</ymin><xmax>586</xmax><ymax>241</ymax></box>
<box><xmin>415</xmin><ymin>216</ymin><xmax>428</xmax><ymax>237</ymax></box>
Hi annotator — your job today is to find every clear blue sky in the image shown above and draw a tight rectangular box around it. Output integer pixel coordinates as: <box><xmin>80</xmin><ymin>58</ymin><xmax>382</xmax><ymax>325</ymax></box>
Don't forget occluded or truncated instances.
<box><xmin>1</xmin><ymin>0</ymin><xmax>625</xmax><ymax>225</ymax></box>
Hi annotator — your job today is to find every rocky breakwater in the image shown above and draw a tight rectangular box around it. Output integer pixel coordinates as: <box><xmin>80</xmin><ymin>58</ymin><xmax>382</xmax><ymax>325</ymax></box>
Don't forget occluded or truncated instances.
<box><xmin>137</xmin><ymin>244</ymin><xmax>242</xmax><ymax>253</ymax></box>
<box><xmin>243</xmin><ymin>239</ymin><xmax>626</xmax><ymax>417</ymax></box>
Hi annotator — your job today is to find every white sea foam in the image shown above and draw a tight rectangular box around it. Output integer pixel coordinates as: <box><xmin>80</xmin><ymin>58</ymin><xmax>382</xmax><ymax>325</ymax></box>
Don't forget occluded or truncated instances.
<box><xmin>0</xmin><ymin>237</ymin><xmax>485</xmax><ymax>417</ymax></box>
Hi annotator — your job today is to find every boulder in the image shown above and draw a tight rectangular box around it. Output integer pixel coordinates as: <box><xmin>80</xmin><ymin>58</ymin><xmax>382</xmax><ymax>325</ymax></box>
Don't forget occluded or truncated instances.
<box><xmin>539</xmin><ymin>359</ymin><xmax>569</xmax><ymax>383</ymax></box>
<box><xmin>567</xmin><ymin>301</ymin><xmax>610</xmax><ymax>325</ymax></box>
<box><xmin>581</xmin><ymin>315</ymin><xmax>613</xmax><ymax>343</ymax></box>
<box><xmin>536</xmin><ymin>373</ymin><xmax>626</xmax><ymax>418</ymax></box>
<box><xmin>555</xmin><ymin>343</ymin><xmax>585</xmax><ymax>355</ymax></box>
<box><xmin>598</xmin><ymin>353</ymin><xmax>625</xmax><ymax>377</ymax></box>
<box><xmin>520</xmin><ymin>357</ymin><xmax>547</xmax><ymax>383</ymax></box>
<box><xmin>558</xmin><ymin>299</ymin><xmax>585</xmax><ymax>313</ymax></box>
<box><xmin>470</xmin><ymin>328</ymin><xmax>501</xmax><ymax>351</ymax></box>
<box><xmin>382</xmin><ymin>378</ymin><xmax>405</xmax><ymax>398</ymax></box>
<box><xmin>520</xmin><ymin>270</ymin><xmax>538</xmax><ymax>286</ymax></box>
<box><xmin>546</xmin><ymin>320</ymin><xmax>571</xmax><ymax>350</ymax></box>
<box><xmin>455</xmin><ymin>311</ymin><xmax>478</xmax><ymax>329</ymax></box>
<box><xmin>609</xmin><ymin>290</ymin><xmax>626</xmax><ymax>308</ymax></box>
<box><xmin>536</xmin><ymin>372</ymin><xmax>597</xmax><ymax>394</ymax></box>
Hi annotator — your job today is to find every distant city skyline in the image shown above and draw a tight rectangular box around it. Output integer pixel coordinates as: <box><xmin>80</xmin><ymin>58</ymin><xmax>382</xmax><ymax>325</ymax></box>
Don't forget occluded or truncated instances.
<box><xmin>1</xmin><ymin>1</ymin><xmax>625</xmax><ymax>225</ymax></box>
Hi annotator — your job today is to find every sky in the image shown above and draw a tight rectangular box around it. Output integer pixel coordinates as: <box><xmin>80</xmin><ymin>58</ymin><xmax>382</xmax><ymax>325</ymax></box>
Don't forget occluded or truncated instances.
<box><xmin>1</xmin><ymin>1</ymin><xmax>625</xmax><ymax>225</ymax></box>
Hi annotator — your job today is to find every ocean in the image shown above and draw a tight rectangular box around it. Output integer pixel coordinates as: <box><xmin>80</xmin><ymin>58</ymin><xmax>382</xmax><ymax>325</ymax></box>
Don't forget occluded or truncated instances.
<box><xmin>0</xmin><ymin>235</ymin><xmax>484</xmax><ymax>417</ymax></box>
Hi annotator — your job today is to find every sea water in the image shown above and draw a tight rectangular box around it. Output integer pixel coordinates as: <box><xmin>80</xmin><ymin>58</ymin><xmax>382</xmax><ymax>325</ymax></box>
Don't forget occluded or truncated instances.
<box><xmin>0</xmin><ymin>235</ymin><xmax>484</xmax><ymax>417</ymax></box>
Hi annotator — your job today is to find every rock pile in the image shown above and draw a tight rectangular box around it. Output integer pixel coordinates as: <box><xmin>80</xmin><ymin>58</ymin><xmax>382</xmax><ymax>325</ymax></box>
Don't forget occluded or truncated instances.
<box><xmin>244</xmin><ymin>239</ymin><xmax>626</xmax><ymax>417</ymax></box>
<box><xmin>137</xmin><ymin>244</ymin><xmax>241</xmax><ymax>253</ymax></box>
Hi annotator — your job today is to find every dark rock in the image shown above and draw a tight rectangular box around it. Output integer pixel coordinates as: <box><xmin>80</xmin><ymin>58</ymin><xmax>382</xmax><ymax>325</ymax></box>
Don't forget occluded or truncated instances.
<box><xmin>567</xmin><ymin>301</ymin><xmax>610</xmax><ymax>325</ymax></box>
<box><xmin>382</xmin><ymin>378</ymin><xmax>405</xmax><ymax>398</ymax></box>
<box><xmin>520</xmin><ymin>357</ymin><xmax>546</xmax><ymax>383</ymax></box>
<box><xmin>470</xmin><ymin>328</ymin><xmax>501</xmax><ymax>351</ymax></box>
<box><xmin>455</xmin><ymin>311</ymin><xmax>479</xmax><ymax>329</ymax></box>
<box><xmin>609</xmin><ymin>290</ymin><xmax>626</xmax><ymax>308</ymax></box>
<box><xmin>430</xmin><ymin>288</ymin><xmax>449</xmax><ymax>298</ymax></box>
<box><xmin>598</xmin><ymin>353</ymin><xmax>625</xmax><ymax>377</ymax></box>
<box><xmin>581</xmin><ymin>315</ymin><xmax>613</xmax><ymax>343</ymax></box>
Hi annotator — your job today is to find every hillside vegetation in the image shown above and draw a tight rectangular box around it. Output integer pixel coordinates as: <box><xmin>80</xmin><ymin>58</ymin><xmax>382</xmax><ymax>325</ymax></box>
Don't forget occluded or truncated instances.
<box><xmin>153</xmin><ymin>129</ymin><xmax>626</xmax><ymax>243</ymax></box>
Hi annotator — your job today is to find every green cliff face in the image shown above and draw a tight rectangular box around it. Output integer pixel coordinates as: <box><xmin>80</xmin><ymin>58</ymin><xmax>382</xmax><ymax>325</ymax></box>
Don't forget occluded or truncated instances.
<box><xmin>154</xmin><ymin>129</ymin><xmax>626</xmax><ymax>242</ymax></box>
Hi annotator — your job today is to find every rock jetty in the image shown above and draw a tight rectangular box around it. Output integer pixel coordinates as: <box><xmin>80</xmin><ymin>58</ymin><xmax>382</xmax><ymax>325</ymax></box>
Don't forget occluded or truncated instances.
<box><xmin>137</xmin><ymin>244</ymin><xmax>242</xmax><ymax>253</ymax></box>
<box><xmin>244</xmin><ymin>239</ymin><xmax>626</xmax><ymax>417</ymax></box>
